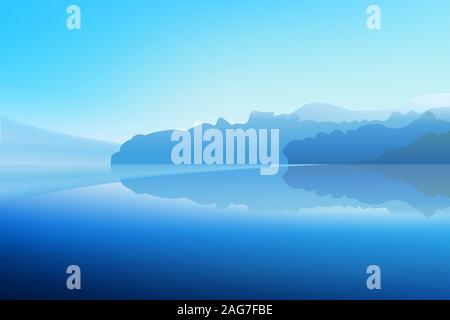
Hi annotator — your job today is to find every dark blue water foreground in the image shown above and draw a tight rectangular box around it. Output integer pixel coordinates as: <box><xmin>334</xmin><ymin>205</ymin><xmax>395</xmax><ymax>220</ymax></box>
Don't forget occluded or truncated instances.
<box><xmin>1</xmin><ymin>165</ymin><xmax>450</xmax><ymax>299</ymax></box>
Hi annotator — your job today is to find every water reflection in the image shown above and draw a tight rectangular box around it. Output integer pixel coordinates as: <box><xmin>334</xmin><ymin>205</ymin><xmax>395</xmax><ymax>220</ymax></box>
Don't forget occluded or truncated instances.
<box><xmin>120</xmin><ymin>165</ymin><xmax>450</xmax><ymax>217</ymax></box>
<box><xmin>3</xmin><ymin>164</ymin><xmax>450</xmax><ymax>217</ymax></box>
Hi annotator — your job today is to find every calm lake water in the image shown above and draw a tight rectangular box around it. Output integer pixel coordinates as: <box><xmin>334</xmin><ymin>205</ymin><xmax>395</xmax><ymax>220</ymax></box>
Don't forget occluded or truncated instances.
<box><xmin>1</xmin><ymin>165</ymin><xmax>450</xmax><ymax>299</ymax></box>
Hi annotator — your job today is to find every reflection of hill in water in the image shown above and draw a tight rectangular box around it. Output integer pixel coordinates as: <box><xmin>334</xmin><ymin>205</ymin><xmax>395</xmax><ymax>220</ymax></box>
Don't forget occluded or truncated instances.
<box><xmin>284</xmin><ymin>165</ymin><xmax>450</xmax><ymax>217</ymax></box>
<box><xmin>118</xmin><ymin>165</ymin><xmax>450</xmax><ymax>217</ymax></box>
<box><xmin>120</xmin><ymin>168</ymin><xmax>296</xmax><ymax>212</ymax></box>
<box><xmin>374</xmin><ymin>165</ymin><xmax>450</xmax><ymax>197</ymax></box>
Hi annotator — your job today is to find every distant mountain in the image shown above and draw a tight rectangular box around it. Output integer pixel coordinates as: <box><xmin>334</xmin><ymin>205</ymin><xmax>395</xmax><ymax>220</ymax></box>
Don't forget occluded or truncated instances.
<box><xmin>112</xmin><ymin>106</ymin><xmax>430</xmax><ymax>166</ymax></box>
<box><xmin>377</xmin><ymin>131</ymin><xmax>450</xmax><ymax>163</ymax></box>
<box><xmin>112</xmin><ymin>111</ymin><xmax>303</xmax><ymax>165</ymax></box>
<box><xmin>292</xmin><ymin>103</ymin><xmax>392</xmax><ymax>122</ymax></box>
<box><xmin>112</xmin><ymin>112</ymin><xmax>407</xmax><ymax>166</ymax></box>
<box><xmin>383</xmin><ymin>111</ymin><xmax>422</xmax><ymax>128</ymax></box>
<box><xmin>284</xmin><ymin>112</ymin><xmax>450</xmax><ymax>164</ymax></box>
<box><xmin>0</xmin><ymin>117</ymin><xmax>119</xmax><ymax>165</ymax></box>
<box><xmin>428</xmin><ymin>107</ymin><xmax>450</xmax><ymax>121</ymax></box>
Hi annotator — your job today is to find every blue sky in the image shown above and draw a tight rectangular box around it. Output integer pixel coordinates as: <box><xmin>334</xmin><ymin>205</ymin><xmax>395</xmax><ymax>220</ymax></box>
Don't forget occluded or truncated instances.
<box><xmin>1</xmin><ymin>0</ymin><xmax>450</xmax><ymax>142</ymax></box>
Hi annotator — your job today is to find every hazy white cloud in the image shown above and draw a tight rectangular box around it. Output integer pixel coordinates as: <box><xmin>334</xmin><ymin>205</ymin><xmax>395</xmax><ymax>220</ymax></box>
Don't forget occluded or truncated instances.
<box><xmin>404</xmin><ymin>93</ymin><xmax>450</xmax><ymax>112</ymax></box>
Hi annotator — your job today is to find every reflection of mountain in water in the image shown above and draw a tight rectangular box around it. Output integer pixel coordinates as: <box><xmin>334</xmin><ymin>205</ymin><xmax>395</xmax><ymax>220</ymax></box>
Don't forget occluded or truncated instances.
<box><xmin>284</xmin><ymin>165</ymin><xmax>450</xmax><ymax>217</ymax></box>
<box><xmin>374</xmin><ymin>165</ymin><xmax>450</xmax><ymax>198</ymax></box>
<box><xmin>120</xmin><ymin>167</ymin><xmax>297</xmax><ymax>211</ymax></box>
<box><xmin>118</xmin><ymin>165</ymin><xmax>450</xmax><ymax>217</ymax></box>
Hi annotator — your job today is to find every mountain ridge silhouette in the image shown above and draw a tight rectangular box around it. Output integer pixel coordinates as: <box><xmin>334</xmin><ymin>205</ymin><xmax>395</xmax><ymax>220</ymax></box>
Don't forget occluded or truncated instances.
<box><xmin>284</xmin><ymin>111</ymin><xmax>450</xmax><ymax>164</ymax></box>
<box><xmin>112</xmin><ymin>105</ymin><xmax>431</xmax><ymax>166</ymax></box>
<box><xmin>377</xmin><ymin>131</ymin><xmax>450</xmax><ymax>163</ymax></box>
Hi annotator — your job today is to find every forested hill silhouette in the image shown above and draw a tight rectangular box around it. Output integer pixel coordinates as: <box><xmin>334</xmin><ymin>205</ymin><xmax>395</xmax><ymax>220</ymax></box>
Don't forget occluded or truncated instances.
<box><xmin>112</xmin><ymin>105</ymin><xmax>424</xmax><ymax>166</ymax></box>
<box><xmin>377</xmin><ymin>131</ymin><xmax>450</xmax><ymax>163</ymax></box>
<box><xmin>284</xmin><ymin>112</ymin><xmax>450</xmax><ymax>164</ymax></box>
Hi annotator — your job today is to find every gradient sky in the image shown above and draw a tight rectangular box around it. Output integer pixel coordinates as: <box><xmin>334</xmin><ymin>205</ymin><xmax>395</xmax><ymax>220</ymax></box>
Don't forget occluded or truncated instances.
<box><xmin>1</xmin><ymin>0</ymin><xmax>450</xmax><ymax>142</ymax></box>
